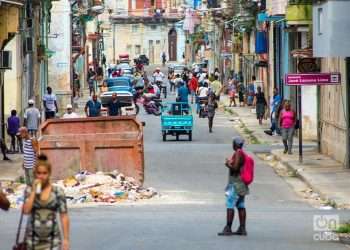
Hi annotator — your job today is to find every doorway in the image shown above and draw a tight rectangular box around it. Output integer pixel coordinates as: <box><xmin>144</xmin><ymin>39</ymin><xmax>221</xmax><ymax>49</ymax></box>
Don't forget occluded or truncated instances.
<box><xmin>168</xmin><ymin>28</ymin><xmax>177</xmax><ymax>62</ymax></box>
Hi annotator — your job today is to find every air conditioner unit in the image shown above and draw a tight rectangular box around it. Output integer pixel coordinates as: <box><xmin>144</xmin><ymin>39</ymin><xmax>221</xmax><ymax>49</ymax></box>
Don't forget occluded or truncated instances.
<box><xmin>0</xmin><ymin>51</ymin><xmax>12</xmax><ymax>69</ymax></box>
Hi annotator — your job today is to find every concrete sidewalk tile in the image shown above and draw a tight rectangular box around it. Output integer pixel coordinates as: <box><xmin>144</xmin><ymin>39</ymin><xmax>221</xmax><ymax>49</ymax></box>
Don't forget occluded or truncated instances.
<box><xmin>271</xmin><ymin>149</ymin><xmax>350</xmax><ymax>206</ymax></box>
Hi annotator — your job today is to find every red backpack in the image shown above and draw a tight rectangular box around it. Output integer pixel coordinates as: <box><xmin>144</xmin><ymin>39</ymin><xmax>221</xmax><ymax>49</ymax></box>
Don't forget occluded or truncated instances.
<box><xmin>238</xmin><ymin>149</ymin><xmax>255</xmax><ymax>185</ymax></box>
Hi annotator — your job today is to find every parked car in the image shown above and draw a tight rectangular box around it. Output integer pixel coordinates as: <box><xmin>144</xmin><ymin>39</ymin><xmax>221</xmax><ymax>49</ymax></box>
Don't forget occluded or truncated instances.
<box><xmin>192</xmin><ymin>62</ymin><xmax>208</xmax><ymax>73</ymax></box>
<box><xmin>137</xmin><ymin>54</ymin><xmax>149</xmax><ymax>65</ymax></box>
<box><xmin>100</xmin><ymin>77</ymin><xmax>137</xmax><ymax>115</ymax></box>
<box><xmin>117</xmin><ymin>63</ymin><xmax>134</xmax><ymax>75</ymax></box>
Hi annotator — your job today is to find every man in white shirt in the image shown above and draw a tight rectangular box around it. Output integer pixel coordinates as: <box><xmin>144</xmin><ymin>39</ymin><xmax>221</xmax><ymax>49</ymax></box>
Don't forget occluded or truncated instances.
<box><xmin>24</xmin><ymin>99</ymin><xmax>41</xmax><ymax>138</ymax></box>
<box><xmin>198</xmin><ymin>83</ymin><xmax>209</xmax><ymax>97</ymax></box>
<box><xmin>63</xmin><ymin>104</ymin><xmax>79</xmax><ymax>118</ymax></box>
<box><xmin>43</xmin><ymin>86</ymin><xmax>58</xmax><ymax>120</ymax></box>
<box><xmin>153</xmin><ymin>68</ymin><xmax>165</xmax><ymax>83</ymax></box>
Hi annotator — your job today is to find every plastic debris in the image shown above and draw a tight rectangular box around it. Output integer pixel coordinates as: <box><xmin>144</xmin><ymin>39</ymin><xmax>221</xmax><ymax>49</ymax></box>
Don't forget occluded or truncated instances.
<box><xmin>1</xmin><ymin>171</ymin><xmax>158</xmax><ymax>208</ymax></box>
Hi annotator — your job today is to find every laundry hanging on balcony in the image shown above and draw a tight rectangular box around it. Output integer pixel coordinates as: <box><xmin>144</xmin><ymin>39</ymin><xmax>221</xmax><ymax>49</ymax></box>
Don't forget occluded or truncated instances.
<box><xmin>255</xmin><ymin>31</ymin><xmax>268</xmax><ymax>54</ymax></box>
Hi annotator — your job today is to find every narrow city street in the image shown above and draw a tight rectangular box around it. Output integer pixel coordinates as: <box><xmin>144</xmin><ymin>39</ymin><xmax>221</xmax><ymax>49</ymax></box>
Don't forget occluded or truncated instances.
<box><xmin>1</xmin><ymin>94</ymin><xmax>348</xmax><ymax>249</ymax></box>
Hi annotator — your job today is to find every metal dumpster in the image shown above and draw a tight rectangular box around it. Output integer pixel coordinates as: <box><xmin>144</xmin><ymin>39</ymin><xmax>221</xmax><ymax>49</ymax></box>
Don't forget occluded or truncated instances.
<box><xmin>39</xmin><ymin>116</ymin><xmax>144</xmax><ymax>184</ymax></box>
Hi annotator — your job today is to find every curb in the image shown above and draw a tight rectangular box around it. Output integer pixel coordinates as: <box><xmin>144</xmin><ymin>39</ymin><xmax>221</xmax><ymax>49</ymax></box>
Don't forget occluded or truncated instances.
<box><xmin>223</xmin><ymin>106</ymin><xmax>262</xmax><ymax>145</ymax></box>
<box><xmin>270</xmin><ymin>149</ymin><xmax>337</xmax><ymax>207</ymax></box>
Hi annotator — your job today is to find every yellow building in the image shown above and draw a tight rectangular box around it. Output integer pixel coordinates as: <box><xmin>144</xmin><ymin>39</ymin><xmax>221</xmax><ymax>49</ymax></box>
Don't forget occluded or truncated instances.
<box><xmin>0</xmin><ymin>1</ymin><xmax>23</xmax><ymax>140</ymax></box>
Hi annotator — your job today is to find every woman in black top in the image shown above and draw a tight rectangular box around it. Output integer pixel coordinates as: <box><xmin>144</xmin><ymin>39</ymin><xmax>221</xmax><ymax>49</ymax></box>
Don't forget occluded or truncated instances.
<box><xmin>254</xmin><ymin>86</ymin><xmax>267</xmax><ymax>125</ymax></box>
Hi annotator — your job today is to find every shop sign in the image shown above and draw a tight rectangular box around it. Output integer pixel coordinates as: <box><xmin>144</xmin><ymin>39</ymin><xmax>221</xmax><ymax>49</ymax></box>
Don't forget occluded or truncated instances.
<box><xmin>285</xmin><ymin>73</ymin><xmax>341</xmax><ymax>86</ymax></box>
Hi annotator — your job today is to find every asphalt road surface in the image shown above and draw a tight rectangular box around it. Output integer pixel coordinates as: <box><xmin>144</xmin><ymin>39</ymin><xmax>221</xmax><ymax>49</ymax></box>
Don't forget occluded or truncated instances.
<box><xmin>0</xmin><ymin>67</ymin><xmax>348</xmax><ymax>250</ymax></box>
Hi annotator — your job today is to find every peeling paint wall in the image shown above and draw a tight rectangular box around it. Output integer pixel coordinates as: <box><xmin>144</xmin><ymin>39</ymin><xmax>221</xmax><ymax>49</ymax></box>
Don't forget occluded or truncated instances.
<box><xmin>319</xmin><ymin>58</ymin><xmax>347</xmax><ymax>164</ymax></box>
<box><xmin>48</xmin><ymin>0</ymin><xmax>72</xmax><ymax>113</ymax></box>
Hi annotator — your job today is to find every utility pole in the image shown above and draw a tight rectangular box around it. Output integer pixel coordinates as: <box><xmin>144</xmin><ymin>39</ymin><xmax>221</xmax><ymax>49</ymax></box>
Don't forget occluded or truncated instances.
<box><xmin>25</xmin><ymin>0</ymin><xmax>34</xmax><ymax>99</ymax></box>
<box><xmin>113</xmin><ymin>22</ymin><xmax>116</xmax><ymax>64</ymax></box>
<box><xmin>345</xmin><ymin>57</ymin><xmax>350</xmax><ymax>168</ymax></box>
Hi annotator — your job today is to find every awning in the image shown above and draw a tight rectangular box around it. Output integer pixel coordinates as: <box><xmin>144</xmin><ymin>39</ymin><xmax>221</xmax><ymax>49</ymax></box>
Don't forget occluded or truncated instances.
<box><xmin>258</xmin><ymin>12</ymin><xmax>284</xmax><ymax>23</ymax></box>
<box><xmin>0</xmin><ymin>0</ymin><xmax>24</xmax><ymax>6</ymax></box>
<box><xmin>291</xmin><ymin>48</ymin><xmax>313</xmax><ymax>58</ymax></box>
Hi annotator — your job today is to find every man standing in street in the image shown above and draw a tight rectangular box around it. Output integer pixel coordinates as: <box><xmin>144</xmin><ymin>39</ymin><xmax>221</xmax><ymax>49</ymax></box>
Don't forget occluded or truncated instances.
<box><xmin>7</xmin><ymin>109</ymin><xmax>21</xmax><ymax>153</ymax></box>
<box><xmin>19</xmin><ymin>127</ymin><xmax>38</xmax><ymax>186</ymax></box>
<box><xmin>108</xmin><ymin>93</ymin><xmax>122</xmax><ymax>116</ymax></box>
<box><xmin>63</xmin><ymin>104</ymin><xmax>80</xmax><ymax>118</ymax></box>
<box><xmin>177</xmin><ymin>81</ymin><xmax>189</xmax><ymax>103</ymax></box>
<box><xmin>85</xmin><ymin>94</ymin><xmax>101</xmax><ymax>117</ymax></box>
<box><xmin>24</xmin><ymin>99</ymin><xmax>41</xmax><ymax>138</ymax></box>
<box><xmin>43</xmin><ymin>86</ymin><xmax>58</xmax><ymax>120</ymax></box>
<box><xmin>219</xmin><ymin>137</ymin><xmax>249</xmax><ymax>236</ymax></box>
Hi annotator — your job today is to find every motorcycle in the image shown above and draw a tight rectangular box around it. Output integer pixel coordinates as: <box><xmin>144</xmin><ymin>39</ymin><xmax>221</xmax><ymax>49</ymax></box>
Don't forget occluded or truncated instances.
<box><xmin>134</xmin><ymin>90</ymin><xmax>162</xmax><ymax>116</ymax></box>
<box><xmin>155</xmin><ymin>80</ymin><xmax>167</xmax><ymax>99</ymax></box>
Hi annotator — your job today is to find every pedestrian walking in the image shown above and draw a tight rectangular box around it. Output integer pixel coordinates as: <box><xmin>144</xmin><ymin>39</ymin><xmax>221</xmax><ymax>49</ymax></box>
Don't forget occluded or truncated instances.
<box><xmin>219</xmin><ymin>137</ymin><xmax>251</xmax><ymax>236</ymax></box>
<box><xmin>88</xmin><ymin>76</ymin><xmax>96</xmax><ymax>96</ymax></box>
<box><xmin>62</xmin><ymin>104</ymin><xmax>79</xmax><ymax>119</ymax></box>
<box><xmin>177</xmin><ymin>81</ymin><xmax>189</xmax><ymax>103</ymax></box>
<box><xmin>247</xmin><ymin>76</ymin><xmax>256</xmax><ymax>106</ymax></box>
<box><xmin>207</xmin><ymin>93</ymin><xmax>218</xmax><ymax>133</ymax></box>
<box><xmin>210</xmin><ymin>75</ymin><xmax>222</xmax><ymax>100</ymax></box>
<box><xmin>43</xmin><ymin>87</ymin><xmax>58</xmax><ymax>120</ymax></box>
<box><xmin>214</xmin><ymin>68</ymin><xmax>220</xmax><ymax>79</ymax></box>
<box><xmin>24</xmin><ymin>99</ymin><xmax>41</xmax><ymax>138</ymax></box>
<box><xmin>0</xmin><ymin>139</ymin><xmax>10</xmax><ymax>161</ymax></box>
<box><xmin>237</xmin><ymin>82</ymin><xmax>245</xmax><ymax>107</ymax></box>
<box><xmin>7</xmin><ymin>109</ymin><xmax>21</xmax><ymax>153</ymax></box>
<box><xmin>161</xmin><ymin>52</ymin><xmax>167</xmax><ymax>66</ymax></box>
<box><xmin>85</xmin><ymin>94</ymin><xmax>102</xmax><ymax>117</ymax></box>
<box><xmin>88</xmin><ymin>67</ymin><xmax>96</xmax><ymax>79</ymax></box>
<box><xmin>254</xmin><ymin>86</ymin><xmax>267</xmax><ymax>125</ymax></box>
<box><xmin>264</xmin><ymin>88</ymin><xmax>282</xmax><ymax>136</ymax></box>
<box><xmin>279</xmin><ymin>101</ymin><xmax>296</xmax><ymax>154</ymax></box>
<box><xmin>22</xmin><ymin>154</ymin><xmax>70</xmax><ymax>250</ymax></box>
<box><xmin>227</xmin><ymin>79</ymin><xmax>237</xmax><ymax>107</ymax></box>
<box><xmin>174</xmin><ymin>74</ymin><xmax>183</xmax><ymax>92</ymax></box>
<box><xmin>19</xmin><ymin>127</ymin><xmax>39</xmax><ymax>186</ymax></box>
<box><xmin>188</xmin><ymin>73</ymin><xmax>199</xmax><ymax>104</ymax></box>
<box><xmin>108</xmin><ymin>93</ymin><xmax>122</xmax><ymax>116</ymax></box>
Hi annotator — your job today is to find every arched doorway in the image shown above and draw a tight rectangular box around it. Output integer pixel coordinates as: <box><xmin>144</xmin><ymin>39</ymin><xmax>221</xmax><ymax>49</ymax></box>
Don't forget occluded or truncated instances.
<box><xmin>168</xmin><ymin>28</ymin><xmax>177</xmax><ymax>62</ymax></box>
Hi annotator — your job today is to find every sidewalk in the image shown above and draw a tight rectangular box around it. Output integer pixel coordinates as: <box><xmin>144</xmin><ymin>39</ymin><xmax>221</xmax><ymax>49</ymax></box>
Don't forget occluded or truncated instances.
<box><xmin>0</xmin><ymin>154</ymin><xmax>23</xmax><ymax>181</ymax></box>
<box><xmin>221</xmin><ymin>95</ymin><xmax>350</xmax><ymax>207</ymax></box>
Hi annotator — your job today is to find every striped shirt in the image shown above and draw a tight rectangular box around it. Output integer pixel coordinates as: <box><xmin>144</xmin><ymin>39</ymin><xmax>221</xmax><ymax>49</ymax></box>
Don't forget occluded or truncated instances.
<box><xmin>23</xmin><ymin>138</ymin><xmax>36</xmax><ymax>169</ymax></box>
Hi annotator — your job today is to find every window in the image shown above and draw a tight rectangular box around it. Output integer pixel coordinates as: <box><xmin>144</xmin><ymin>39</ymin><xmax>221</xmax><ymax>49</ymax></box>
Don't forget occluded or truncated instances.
<box><xmin>126</xmin><ymin>44</ymin><xmax>132</xmax><ymax>53</ymax></box>
<box><xmin>150</xmin><ymin>25</ymin><xmax>157</xmax><ymax>30</ymax></box>
<box><xmin>135</xmin><ymin>45</ymin><xmax>141</xmax><ymax>55</ymax></box>
<box><xmin>156</xmin><ymin>40</ymin><xmax>160</xmax><ymax>44</ymax></box>
<box><xmin>318</xmin><ymin>8</ymin><xmax>323</xmax><ymax>35</ymax></box>
<box><xmin>132</xmin><ymin>24</ymin><xmax>139</xmax><ymax>33</ymax></box>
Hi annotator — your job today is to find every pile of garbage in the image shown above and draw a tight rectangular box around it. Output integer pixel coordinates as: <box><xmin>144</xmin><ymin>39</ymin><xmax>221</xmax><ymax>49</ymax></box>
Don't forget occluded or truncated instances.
<box><xmin>1</xmin><ymin>171</ymin><xmax>158</xmax><ymax>208</ymax></box>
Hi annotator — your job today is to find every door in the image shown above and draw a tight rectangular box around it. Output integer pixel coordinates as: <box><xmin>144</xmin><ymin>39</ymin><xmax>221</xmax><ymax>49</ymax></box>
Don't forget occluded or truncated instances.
<box><xmin>149</xmin><ymin>40</ymin><xmax>154</xmax><ymax>64</ymax></box>
<box><xmin>168</xmin><ymin>28</ymin><xmax>177</xmax><ymax>62</ymax></box>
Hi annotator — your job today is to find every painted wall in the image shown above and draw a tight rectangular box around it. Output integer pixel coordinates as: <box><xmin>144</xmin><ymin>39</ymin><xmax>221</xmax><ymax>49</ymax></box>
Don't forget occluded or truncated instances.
<box><xmin>301</xmin><ymin>86</ymin><xmax>317</xmax><ymax>140</ymax></box>
<box><xmin>313</xmin><ymin>0</ymin><xmax>350</xmax><ymax>57</ymax></box>
<box><xmin>112</xmin><ymin>23</ymin><xmax>169</xmax><ymax>65</ymax></box>
<box><xmin>48</xmin><ymin>0</ymin><xmax>72</xmax><ymax>112</ymax></box>
<box><xmin>319</xmin><ymin>58</ymin><xmax>347</xmax><ymax>164</ymax></box>
<box><xmin>4</xmin><ymin>35</ymin><xmax>22</xmax><ymax>116</ymax></box>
